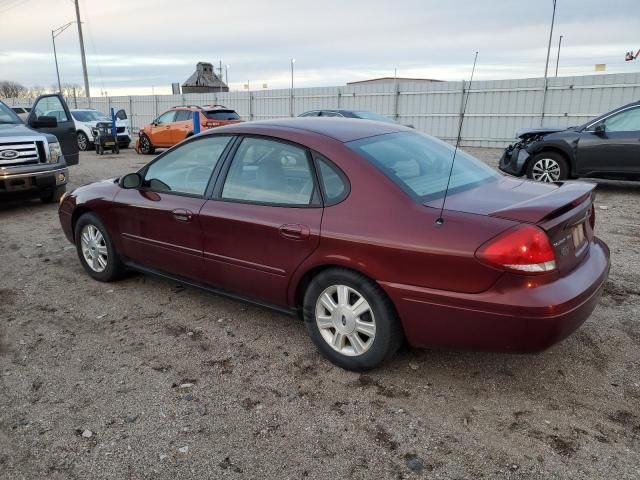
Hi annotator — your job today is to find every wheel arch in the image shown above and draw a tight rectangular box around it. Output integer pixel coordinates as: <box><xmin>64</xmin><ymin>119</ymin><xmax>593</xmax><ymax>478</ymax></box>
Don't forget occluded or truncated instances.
<box><xmin>290</xmin><ymin>262</ymin><xmax>400</xmax><ymax>322</ymax></box>
<box><xmin>71</xmin><ymin>206</ymin><xmax>94</xmax><ymax>242</ymax></box>
<box><xmin>527</xmin><ymin>145</ymin><xmax>574</xmax><ymax>176</ymax></box>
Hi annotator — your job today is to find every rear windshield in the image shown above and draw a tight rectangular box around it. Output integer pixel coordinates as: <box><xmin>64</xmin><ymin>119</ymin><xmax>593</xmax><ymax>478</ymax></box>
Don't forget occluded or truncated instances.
<box><xmin>0</xmin><ymin>102</ymin><xmax>21</xmax><ymax>124</ymax></box>
<box><xmin>348</xmin><ymin>132</ymin><xmax>498</xmax><ymax>201</ymax></box>
<box><xmin>203</xmin><ymin>110</ymin><xmax>240</xmax><ymax>120</ymax></box>
<box><xmin>353</xmin><ymin>111</ymin><xmax>395</xmax><ymax>123</ymax></box>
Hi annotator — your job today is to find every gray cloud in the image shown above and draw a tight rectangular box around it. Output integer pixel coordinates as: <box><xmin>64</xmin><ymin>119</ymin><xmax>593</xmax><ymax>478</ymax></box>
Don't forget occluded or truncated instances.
<box><xmin>1</xmin><ymin>0</ymin><xmax>638</xmax><ymax>94</ymax></box>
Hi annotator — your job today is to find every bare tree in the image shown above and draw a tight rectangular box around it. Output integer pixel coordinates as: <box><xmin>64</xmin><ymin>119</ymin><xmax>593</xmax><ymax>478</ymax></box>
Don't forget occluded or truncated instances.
<box><xmin>27</xmin><ymin>85</ymin><xmax>47</xmax><ymax>98</ymax></box>
<box><xmin>0</xmin><ymin>80</ymin><xmax>26</xmax><ymax>99</ymax></box>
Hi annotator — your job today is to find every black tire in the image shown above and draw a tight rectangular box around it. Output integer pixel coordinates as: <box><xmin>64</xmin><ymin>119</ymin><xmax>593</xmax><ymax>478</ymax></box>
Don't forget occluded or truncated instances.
<box><xmin>77</xmin><ymin>131</ymin><xmax>91</xmax><ymax>151</ymax></box>
<box><xmin>303</xmin><ymin>268</ymin><xmax>403</xmax><ymax>371</ymax></box>
<box><xmin>526</xmin><ymin>151</ymin><xmax>569</xmax><ymax>182</ymax></box>
<box><xmin>74</xmin><ymin>212</ymin><xmax>126</xmax><ymax>282</ymax></box>
<box><xmin>139</xmin><ymin>134</ymin><xmax>155</xmax><ymax>154</ymax></box>
<box><xmin>40</xmin><ymin>185</ymin><xmax>66</xmax><ymax>204</ymax></box>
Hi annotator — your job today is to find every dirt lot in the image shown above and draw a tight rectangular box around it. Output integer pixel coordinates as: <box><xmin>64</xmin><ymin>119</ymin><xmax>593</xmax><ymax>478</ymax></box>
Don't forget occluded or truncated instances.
<box><xmin>1</xmin><ymin>147</ymin><xmax>639</xmax><ymax>480</ymax></box>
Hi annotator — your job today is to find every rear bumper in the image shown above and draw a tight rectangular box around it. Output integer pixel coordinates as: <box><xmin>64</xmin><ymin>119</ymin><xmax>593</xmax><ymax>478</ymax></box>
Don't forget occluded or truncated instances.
<box><xmin>0</xmin><ymin>161</ymin><xmax>68</xmax><ymax>198</ymax></box>
<box><xmin>381</xmin><ymin>237</ymin><xmax>610</xmax><ymax>352</ymax></box>
<box><xmin>499</xmin><ymin>146</ymin><xmax>530</xmax><ymax>177</ymax></box>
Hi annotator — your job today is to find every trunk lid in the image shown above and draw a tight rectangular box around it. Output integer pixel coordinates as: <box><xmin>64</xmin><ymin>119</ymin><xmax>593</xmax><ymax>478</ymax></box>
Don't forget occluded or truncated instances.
<box><xmin>425</xmin><ymin>178</ymin><xmax>597</xmax><ymax>275</ymax></box>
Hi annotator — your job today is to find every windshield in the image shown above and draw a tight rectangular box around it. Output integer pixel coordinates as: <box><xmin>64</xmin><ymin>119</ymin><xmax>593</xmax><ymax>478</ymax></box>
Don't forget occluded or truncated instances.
<box><xmin>353</xmin><ymin>111</ymin><xmax>395</xmax><ymax>123</ymax></box>
<box><xmin>0</xmin><ymin>102</ymin><xmax>22</xmax><ymax>124</ymax></box>
<box><xmin>348</xmin><ymin>131</ymin><xmax>499</xmax><ymax>201</ymax></box>
<box><xmin>72</xmin><ymin>110</ymin><xmax>109</xmax><ymax>122</ymax></box>
<box><xmin>203</xmin><ymin>110</ymin><xmax>240</xmax><ymax>120</ymax></box>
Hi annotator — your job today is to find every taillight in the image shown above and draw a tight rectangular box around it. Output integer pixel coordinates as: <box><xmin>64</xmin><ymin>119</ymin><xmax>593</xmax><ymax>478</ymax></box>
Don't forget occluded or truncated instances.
<box><xmin>589</xmin><ymin>205</ymin><xmax>595</xmax><ymax>231</ymax></box>
<box><xmin>476</xmin><ymin>225</ymin><xmax>556</xmax><ymax>274</ymax></box>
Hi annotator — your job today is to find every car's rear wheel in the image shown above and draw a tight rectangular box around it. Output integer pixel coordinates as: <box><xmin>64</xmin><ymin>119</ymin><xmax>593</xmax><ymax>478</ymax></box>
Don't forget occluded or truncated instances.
<box><xmin>527</xmin><ymin>152</ymin><xmax>568</xmax><ymax>182</ymax></box>
<box><xmin>139</xmin><ymin>134</ymin><xmax>155</xmax><ymax>154</ymax></box>
<box><xmin>303</xmin><ymin>268</ymin><xmax>403</xmax><ymax>371</ymax></box>
<box><xmin>77</xmin><ymin>131</ymin><xmax>91</xmax><ymax>151</ymax></box>
<box><xmin>74</xmin><ymin>213</ymin><xmax>126</xmax><ymax>282</ymax></box>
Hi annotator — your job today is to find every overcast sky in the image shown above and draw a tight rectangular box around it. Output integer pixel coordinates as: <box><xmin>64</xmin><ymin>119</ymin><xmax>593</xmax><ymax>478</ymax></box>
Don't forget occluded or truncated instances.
<box><xmin>1</xmin><ymin>0</ymin><xmax>638</xmax><ymax>95</ymax></box>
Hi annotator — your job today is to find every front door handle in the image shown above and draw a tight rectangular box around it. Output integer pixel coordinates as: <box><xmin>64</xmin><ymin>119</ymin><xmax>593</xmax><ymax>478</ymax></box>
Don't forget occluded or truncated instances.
<box><xmin>172</xmin><ymin>208</ymin><xmax>193</xmax><ymax>222</ymax></box>
<box><xmin>279</xmin><ymin>224</ymin><xmax>310</xmax><ymax>240</ymax></box>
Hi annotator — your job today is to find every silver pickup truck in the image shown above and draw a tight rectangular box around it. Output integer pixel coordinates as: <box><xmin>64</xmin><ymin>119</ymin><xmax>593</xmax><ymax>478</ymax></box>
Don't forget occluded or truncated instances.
<box><xmin>1</xmin><ymin>94</ymin><xmax>78</xmax><ymax>203</ymax></box>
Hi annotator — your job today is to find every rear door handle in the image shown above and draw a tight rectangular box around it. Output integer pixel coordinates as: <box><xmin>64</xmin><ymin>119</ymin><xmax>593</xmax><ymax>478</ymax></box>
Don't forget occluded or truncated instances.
<box><xmin>279</xmin><ymin>224</ymin><xmax>310</xmax><ymax>240</ymax></box>
<box><xmin>172</xmin><ymin>208</ymin><xmax>193</xmax><ymax>222</ymax></box>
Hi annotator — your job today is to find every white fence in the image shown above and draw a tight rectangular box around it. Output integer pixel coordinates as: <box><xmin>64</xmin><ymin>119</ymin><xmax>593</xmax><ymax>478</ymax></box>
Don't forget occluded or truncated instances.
<box><xmin>6</xmin><ymin>72</ymin><xmax>640</xmax><ymax>147</ymax></box>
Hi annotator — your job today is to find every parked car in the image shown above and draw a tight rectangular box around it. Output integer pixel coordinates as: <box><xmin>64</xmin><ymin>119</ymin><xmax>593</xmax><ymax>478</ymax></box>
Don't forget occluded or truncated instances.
<box><xmin>69</xmin><ymin>108</ymin><xmax>131</xmax><ymax>151</ymax></box>
<box><xmin>59</xmin><ymin>118</ymin><xmax>610</xmax><ymax>370</ymax></box>
<box><xmin>138</xmin><ymin>105</ymin><xmax>242</xmax><ymax>154</ymax></box>
<box><xmin>11</xmin><ymin>106</ymin><xmax>31</xmax><ymax>120</ymax></box>
<box><xmin>299</xmin><ymin>109</ymin><xmax>396</xmax><ymax>123</ymax></box>
<box><xmin>500</xmin><ymin>100</ymin><xmax>640</xmax><ymax>182</ymax></box>
<box><xmin>1</xmin><ymin>94</ymin><xmax>78</xmax><ymax>203</ymax></box>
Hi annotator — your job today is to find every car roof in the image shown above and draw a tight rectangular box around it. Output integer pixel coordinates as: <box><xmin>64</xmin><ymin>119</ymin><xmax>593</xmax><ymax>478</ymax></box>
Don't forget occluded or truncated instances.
<box><xmin>205</xmin><ymin>117</ymin><xmax>409</xmax><ymax>143</ymax></box>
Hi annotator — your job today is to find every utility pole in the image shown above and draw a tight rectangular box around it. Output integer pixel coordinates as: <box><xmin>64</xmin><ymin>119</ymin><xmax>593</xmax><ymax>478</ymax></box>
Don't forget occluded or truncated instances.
<box><xmin>74</xmin><ymin>0</ymin><xmax>90</xmax><ymax>97</ymax></box>
<box><xmin>541</xmin><ymin>0</ymin><xmax>557</xmax><ymax>126</ymax></box>
<box><xmin>555</xmin><ymin>35</ymin><xmax>563</xmax><ymax>77</ymax></box>
<box><xmin>543</xmin><ymin>0</ymin><xmax>556</xmax><ymax>80</ymax></box>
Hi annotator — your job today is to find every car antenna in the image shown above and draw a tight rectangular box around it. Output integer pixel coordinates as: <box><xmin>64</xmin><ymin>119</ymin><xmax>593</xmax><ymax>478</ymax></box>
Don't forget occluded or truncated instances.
<box><xmin>435</xmin><ymin>51</ymin><xmax>478</xmax><ymax>226</ymax></box>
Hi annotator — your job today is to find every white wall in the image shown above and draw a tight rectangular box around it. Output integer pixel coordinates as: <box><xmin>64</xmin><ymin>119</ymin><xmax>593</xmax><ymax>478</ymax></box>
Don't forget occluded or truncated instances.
<box><xmin>5</xmin><ymin>72</ymin><xmax>640</xmax><ymax>147</ymax></box>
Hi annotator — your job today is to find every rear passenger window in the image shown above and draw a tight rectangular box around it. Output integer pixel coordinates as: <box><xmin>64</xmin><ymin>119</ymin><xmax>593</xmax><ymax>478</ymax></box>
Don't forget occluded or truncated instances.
<box><xmin>175</xmin><ymin>110</ymin><xmax>193</xmax><ymax>122</ymax></box>
<box><xmin>222</xmin><ymin>137</ymin><xmax>316</xmax><ymax>206</ymax></box>
<box><xmin>315</xmin><ymin>154</ymin><xmax>349</xmax><ymax>204</ymax></box>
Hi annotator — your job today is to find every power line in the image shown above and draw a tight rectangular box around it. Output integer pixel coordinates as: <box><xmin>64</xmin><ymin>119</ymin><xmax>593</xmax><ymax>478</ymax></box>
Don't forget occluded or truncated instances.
<box><xmin>0</xmin><ymin>0</ymin><xmax>31</xmax><ymax>14</ymax></box>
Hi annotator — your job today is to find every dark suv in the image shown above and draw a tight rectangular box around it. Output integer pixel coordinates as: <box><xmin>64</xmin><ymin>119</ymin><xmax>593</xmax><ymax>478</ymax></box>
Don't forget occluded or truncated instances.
<box><xmin>1</xmin><ymin>94</ymin><xmax>78</xmax><ymax>202</ymax></box>
<box><xmin>500</xmin><ymin>100</ymin><xmax>640</xmax><ymax>182</ymax></box>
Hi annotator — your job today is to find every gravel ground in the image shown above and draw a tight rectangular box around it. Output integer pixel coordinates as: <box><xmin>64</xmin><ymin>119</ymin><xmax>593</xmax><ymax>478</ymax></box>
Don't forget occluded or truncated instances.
<box><xmin>0</xmin><ymin>146</ymin><xmax>639</xmax><ymax>480</ymax></box>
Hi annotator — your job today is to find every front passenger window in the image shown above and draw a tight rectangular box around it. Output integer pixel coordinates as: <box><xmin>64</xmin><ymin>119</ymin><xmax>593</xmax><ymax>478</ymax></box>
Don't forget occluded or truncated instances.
<box><xmin>143</xmin><ymin>136</ymin><xmax>231</xmax><ymax>196</ymax></box>
<box><xmin>155</xmin><ymin>111</ymin><xmax>176</xmax><ymax>125</ymax></box>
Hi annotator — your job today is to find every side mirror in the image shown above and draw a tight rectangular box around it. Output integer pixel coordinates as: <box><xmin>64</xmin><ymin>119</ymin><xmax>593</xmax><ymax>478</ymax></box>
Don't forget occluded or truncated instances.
<box><xmin>120</xmin><ymin>172</ymin><xmax>142</xmax><ymax>189</ymax></box>
<box><xmin>594</xmin><ymin>124</ymin><xmax>606</xmax><ymax>135</ymax></box>
<box><xmin>30</xmin><ymin>116</ymin><xmax>58</xmax><ymax>128</ymax></box>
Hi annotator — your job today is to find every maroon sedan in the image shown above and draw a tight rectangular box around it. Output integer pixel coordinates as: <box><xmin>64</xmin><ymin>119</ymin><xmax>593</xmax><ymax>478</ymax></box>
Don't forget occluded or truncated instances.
<box><xmin>59</xmin><ymin>118</ymin><xmax>610</xmax><ymax>371</ymax></box>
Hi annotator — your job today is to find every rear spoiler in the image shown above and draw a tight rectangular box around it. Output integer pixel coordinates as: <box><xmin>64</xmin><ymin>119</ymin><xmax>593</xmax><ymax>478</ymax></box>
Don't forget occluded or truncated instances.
<box><xmin>489</xmin><ymin>181</ymin><xmax>596</xmax><ymax>224</ymax></box>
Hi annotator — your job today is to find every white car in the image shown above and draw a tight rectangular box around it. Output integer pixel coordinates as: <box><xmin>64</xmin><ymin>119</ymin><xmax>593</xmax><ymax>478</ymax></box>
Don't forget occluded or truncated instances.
<box><xmin>46</xmin><ymin>108</ymin><xmax>131</xmax><ymax>151</ymax></box>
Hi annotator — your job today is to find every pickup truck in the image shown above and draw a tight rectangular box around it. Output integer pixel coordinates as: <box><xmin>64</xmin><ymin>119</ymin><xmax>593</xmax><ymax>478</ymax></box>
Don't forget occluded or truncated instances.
<box><xmin>0</xmin><ymin>94</ymin><xmax>79</xmax><ymax>203</ymax></box>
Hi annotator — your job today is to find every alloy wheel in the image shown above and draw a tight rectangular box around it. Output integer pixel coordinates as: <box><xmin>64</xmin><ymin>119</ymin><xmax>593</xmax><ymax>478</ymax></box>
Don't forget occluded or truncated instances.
<box><xmin>77</xmin><ymin>132</ymin><xmax>88</xmax><ymax>151</ymax></box>
<box><xmin>80</xmin><ymin>224</ymin><xmax>108</xmax><ymax>272</ymax></box>
<box><xmin>140</xmin><ymin>136</ymin><xmax>150</xmax><ymax>154</ymax></box>
<box><xmin>531</xmin><ymin>158</ymin><xmax>561</xmax><ymax>182</ymax></box>
<box><xmin>315</xmin><ymin>284</ymin><xmax>376</xmax><ymax>357</ymax></box>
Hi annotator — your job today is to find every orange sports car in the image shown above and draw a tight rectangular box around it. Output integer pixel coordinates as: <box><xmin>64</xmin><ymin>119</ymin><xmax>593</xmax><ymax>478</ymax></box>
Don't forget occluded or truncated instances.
<box><xmin>138</xmin><ymin>105</ymin><xmax>242</xmax><ymax>154</ymax></box>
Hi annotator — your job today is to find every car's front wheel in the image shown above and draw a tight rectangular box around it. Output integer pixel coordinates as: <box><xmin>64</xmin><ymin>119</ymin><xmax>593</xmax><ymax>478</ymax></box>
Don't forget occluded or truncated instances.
<box><xmin>77</xmin><ymin>131</ymin><xmax>91</xmax><ymax>151</ymax></box>
<box><xmin>527</xmin><ymin>152</ymin><xmax>568</xmax><ymax>182</ymax></box>
<box><xmin>40</xmin><ymin>185</ymin><xmax>66</xmax><ymax>204</ymax></box>
<box><xmin>139</xmin><ymin>134</ymin><xmax>155</xmax><ymax>154</ymax></box>
<box><xmin>303</xmin><ymin>268</ymin><xmax>403</xmax><ymax>371</ymax></box>
<box><xmin>74</xmin><ymin>213</ymin><xmax>126</xmax><ymax>282</ymax></box>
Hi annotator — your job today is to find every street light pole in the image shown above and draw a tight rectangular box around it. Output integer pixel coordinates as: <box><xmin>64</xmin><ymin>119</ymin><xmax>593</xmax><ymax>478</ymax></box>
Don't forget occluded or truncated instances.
<box><xmin>290</xmin><ymin>58</ymin><xmax>295</xmax><ymax>117</ymax></box>
<box><xmin>226</xmin><ymin>64</ymin><xmax>229</xmax><ymax>89</ymax></box>
<box><xmin>52</xmin><ymin>21</ymin><xmax>76</xmax><ymax>95</ymax></box>
<box><xmin>52</xmin><ymin>31</ymin><xmax>62</xmax><ymax>94</ymax></box>
<box><xmin>555</xmin><ymin>35</ymin><xmax>563</xmax><ymax>77</ymax></box>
